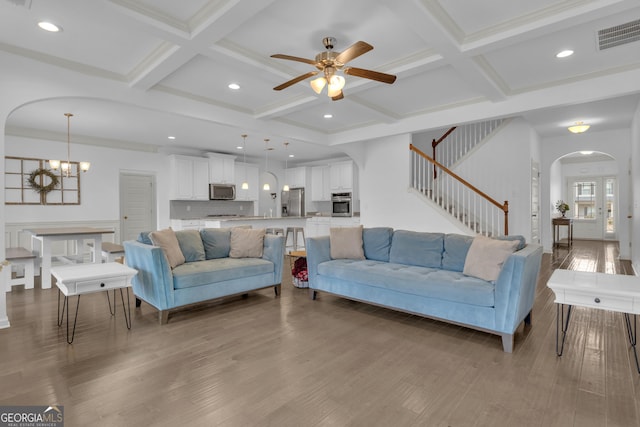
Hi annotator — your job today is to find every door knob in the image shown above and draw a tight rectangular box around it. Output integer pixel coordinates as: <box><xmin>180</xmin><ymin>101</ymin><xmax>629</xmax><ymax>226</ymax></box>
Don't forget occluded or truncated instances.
<box><xmin>124</xmin><ymin>216</ymin><xmax>128</xmax><ymax>220</ymax></box>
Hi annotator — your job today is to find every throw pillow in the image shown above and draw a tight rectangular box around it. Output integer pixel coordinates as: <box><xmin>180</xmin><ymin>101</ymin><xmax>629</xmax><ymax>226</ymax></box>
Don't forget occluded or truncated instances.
<box><xmin>229</xmin><ymin>227</ymin><xmax>265</xmax><ymax>258</ymax></box>
<box><xmin>463</xmin><ymin>235</ymin><xmax>520</xmax><ymax>282</ymax></box>
<box><xmin>200</xmin><ymin>228</ymin><xmax>231</xmax><ymax>259</ymax></box>
<box><xmin>175</xmin><ymin>229</ymin><xmax>206</xmax><ymax>262</ymax></box>
<box><xmin>149</xmin><ymin>227</ymin><xmax>185</xmax><ymax>268</ymax></box>
<box><xmin>330</xmin><ymin>226</ymin><xmax>365</xmax><ymax>260</ymax></box>
<box><xmin>137</xmin><ymin>231</ymin><xmax>153</xmax><ymax>245</ymax></box>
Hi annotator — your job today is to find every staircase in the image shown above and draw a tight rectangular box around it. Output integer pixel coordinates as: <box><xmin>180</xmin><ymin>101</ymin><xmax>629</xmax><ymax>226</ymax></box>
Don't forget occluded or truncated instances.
<box><xmin>410</xmin><ymin>120</ymin><xmax>509</xmax><ymax>236</ymax></box>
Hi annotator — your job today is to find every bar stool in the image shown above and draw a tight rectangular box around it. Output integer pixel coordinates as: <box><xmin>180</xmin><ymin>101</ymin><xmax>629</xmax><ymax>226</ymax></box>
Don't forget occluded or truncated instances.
<box><xmin>266</xmin><ymin>228</ymin><xmax>284</xmax><ymax>236</ymax></box>
<box><xmin>285</xmin><ymin>227</ymin><xmax>305</xmax><ymax>251</ymax></box>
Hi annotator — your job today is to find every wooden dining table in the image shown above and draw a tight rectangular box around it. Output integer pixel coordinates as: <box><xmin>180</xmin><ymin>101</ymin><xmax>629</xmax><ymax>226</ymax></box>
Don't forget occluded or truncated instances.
<box><xmin>25</xmin><ymin>227</ymin><xmax>115</xmax><ymax>289</ymax></box>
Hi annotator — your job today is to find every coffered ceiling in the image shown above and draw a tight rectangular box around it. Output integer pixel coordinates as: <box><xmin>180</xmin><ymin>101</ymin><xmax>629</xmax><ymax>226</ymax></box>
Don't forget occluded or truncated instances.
<box><xmin>1</xmin><ymin>0</ymin><xmax>639</xmax><ymax>163</ymax></box>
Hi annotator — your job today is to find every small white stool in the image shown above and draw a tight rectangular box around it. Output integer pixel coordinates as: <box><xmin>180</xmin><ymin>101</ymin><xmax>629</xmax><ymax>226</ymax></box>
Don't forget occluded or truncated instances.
<box><xmin>88</xmin><ymin>242</ymin><xmax>125</xmax><ymax>263</ymax></box>
<box><xmin>285</xmin><ymin>227</ymin><xmax>305</xmax><ymax>251</ymax></box>
<box><xmin>6</xmin><ymin>247</ymin><xmax>36</xmax><ymax>291</ymax></box>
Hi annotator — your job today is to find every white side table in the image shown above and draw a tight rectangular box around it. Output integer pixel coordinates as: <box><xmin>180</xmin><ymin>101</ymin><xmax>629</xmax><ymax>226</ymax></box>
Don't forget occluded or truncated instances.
<box><xmin>547</xmin><ymin>269</ymin><xmax>640</xmax><ymax>373</ymax></box>
<box><xmin>51</xmin><ymin>262</ymin><xmax>137</xmax><ymax>344</ymax></box>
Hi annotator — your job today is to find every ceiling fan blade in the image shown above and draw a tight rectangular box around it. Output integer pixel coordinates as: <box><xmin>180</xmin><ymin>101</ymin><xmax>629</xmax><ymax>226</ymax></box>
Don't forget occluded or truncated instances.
<box><xmin>344</xmin><ymin>67</ymin><xmax>397</xmax><ymax>84</ymax></box>
<box><xmin>271</xmin><ymin>54</ymin><xmax>318</xmax><ymax>66</ymax></box>
<box><xmin>331</xmin><ymin>90</ymin><xmax>344</xmax><ymax>101</ymax></box>
<box><xmin>273</xmin><ymin>71</ymin><xmax>319</xmax><ymax>91</ymax></box>
<box><xmin>334</xmin><ymin>41</ymin><xmax>373</xmax><ymax>64</ymax></box>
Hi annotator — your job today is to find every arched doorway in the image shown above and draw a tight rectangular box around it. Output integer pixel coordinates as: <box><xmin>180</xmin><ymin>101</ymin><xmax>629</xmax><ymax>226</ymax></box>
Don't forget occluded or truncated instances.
<box><xmin>550</xmin><ymin>151</ymin><xmax>618</xmax><ymax>241</ymax></box>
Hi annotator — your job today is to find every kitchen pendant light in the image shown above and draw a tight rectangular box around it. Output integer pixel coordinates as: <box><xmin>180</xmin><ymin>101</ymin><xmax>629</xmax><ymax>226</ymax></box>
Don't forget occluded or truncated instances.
<box><xmin>282</xmin><ymin>142</ymin><xmax>290</xmax><ymax>192</ymax></box>
<box><xmin>263</xmin><ymin>138</ymin><xmax>271</xmax><ymax>191</ymax></box>
<box><xmin>49</xmin><ymin>113</ymin><xmax>90</xmax><ymax>177</ymax></box>
<box><xmin>240</xmin><ymin>134</ymin><xmax>249</xmax><ymax>190</ymax></box>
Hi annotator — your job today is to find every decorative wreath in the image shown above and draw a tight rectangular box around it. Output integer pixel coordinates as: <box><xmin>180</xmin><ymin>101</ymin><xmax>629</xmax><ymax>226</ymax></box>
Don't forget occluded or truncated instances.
<box><xmin>27</xmin><ymin>168</ymin><xmax>60</xmax><ymax>195</ymax></box>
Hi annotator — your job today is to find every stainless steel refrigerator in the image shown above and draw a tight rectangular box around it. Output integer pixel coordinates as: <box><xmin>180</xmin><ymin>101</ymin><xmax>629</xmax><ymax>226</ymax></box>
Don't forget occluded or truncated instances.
<box><xmin>281</xmin><ymin>187</ymin><xmax>305</xmax><ymax>217</ymax></box>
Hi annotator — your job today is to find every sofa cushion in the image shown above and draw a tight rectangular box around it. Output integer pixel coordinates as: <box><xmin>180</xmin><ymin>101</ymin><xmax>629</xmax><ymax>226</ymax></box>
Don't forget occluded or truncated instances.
<box><xmin>330</xmin><ymin>226</ymin><xmax>365</xmax><ymax>260</ymax></box>
<box><xmin>149</xmin><ymin>228</ymin><xmax>185</xmax><ymax>268</ymax></box>
<box><xmin>363</xmin><ymin>227</ymin><xmax>394</xmax><ymax>262</ymax></box>
<box><xmin>200</xmin><ymin>228</ymin><xmax>231</xmax><ymax>259</ymax></box>
<box><xmin>463</xmin><ymin>236</ymin><xmax>519</xmax><ymax>282</ymax></box>
<box><xmin>389</xmin><ymin>230</ymin><xmax>444</xmax><ymax>268</ymax></box>
<box><xmin>175</xmin><ymin>230</ymin><xmax>206</xmax><ymax>262</ymax></box>
<box><xmin>496</xmin><ymin>235</ymin><xmax>526</xmax><ymax>251</ymax></box>
<box><xmin>317</xmin><ymin>259</ymin><xmax>495</xmax><ymax>307</ymax></box>
<box><xmin>229</xmin><ymin>228</ymin><xmax>265</xmax><ymax>258</ymax></box>
<box><xmin>172</xmin><ymin>258</ymin><xmax>274</xmax><ymax>289</ymax></box>
<box><xmin>442</xmin><ymin>234</ymin><xmax>474</xmax><ymax>272</ymax></box>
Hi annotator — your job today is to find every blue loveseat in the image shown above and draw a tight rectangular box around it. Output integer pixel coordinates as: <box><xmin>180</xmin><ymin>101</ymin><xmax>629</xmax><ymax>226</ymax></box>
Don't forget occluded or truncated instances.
<box><xmin>306</xmin><ymin>228</ymin><xmax>543</xmax><ymax>352</ymax></box>
<box><xmin>124</xmin><ymin>228</ymin><xmax>285</xmax><ymax>324</ymax></box>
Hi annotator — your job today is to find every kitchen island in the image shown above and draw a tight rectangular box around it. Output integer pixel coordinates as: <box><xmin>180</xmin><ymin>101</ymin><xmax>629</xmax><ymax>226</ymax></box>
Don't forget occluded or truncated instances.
<box><xmin>201</xmin><ymin>216</ymin><xmax>308</xmax><ymax>230</ymax></box>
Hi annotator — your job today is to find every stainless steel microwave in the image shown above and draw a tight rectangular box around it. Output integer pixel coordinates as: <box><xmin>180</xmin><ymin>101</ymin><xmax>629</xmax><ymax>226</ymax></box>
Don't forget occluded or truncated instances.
<box><xmin>209</xmin><ymin>184</ymin><xmax>236</xmax><ymax>200</ymax></box>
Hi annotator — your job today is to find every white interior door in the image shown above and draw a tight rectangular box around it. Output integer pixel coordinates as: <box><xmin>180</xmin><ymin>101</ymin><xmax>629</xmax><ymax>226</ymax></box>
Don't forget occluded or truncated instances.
<box><xmin>120</xmin><ymin>173</ymin><xmax>156</xmax><ymax>242</ymax></box>
<box><xmin>568</xmin><ymin>176</ymin><xmax>616</xmax><ymax>240</ymax></box>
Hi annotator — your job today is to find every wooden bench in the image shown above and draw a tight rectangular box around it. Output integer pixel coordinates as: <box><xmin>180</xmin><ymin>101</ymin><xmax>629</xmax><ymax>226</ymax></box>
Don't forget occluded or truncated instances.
<box><xmin>87</xmin><ymin>242</ymin><xmax>125</xmax><ymax>263</ymax></box>
<box><xmin>6</xmin><ymin>247</ymin><xmax>36</xmax><ymax>291</ymax></box>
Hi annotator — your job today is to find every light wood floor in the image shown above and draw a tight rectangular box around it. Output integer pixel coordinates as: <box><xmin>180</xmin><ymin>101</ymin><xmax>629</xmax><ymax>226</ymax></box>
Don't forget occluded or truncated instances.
<box><xmin>1</xmin><ymin>240</ymin><xmax>639</xmax><ymax>426</ymax></box>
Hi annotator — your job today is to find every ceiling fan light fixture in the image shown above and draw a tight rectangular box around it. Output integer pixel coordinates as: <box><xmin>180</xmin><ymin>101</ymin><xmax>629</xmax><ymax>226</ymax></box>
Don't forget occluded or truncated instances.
<box><xmin>329</xmin><ymin>75</ymin><xmax>345</xmax><ymax>91</ymax></box>
<box><xmin>568</xmin><ymin>121</ymin><xmax>590</xmax><ymax>133</ymax></box>
<box><xmin>310</xmin><ymin>77</ymin><xmax>326</xmax><ymax>94</ymax></box>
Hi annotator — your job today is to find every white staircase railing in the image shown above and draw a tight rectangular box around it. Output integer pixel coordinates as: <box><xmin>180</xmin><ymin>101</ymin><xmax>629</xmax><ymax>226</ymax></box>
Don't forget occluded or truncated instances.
<box><xmin>410</xmin><ymin>144</ymin><xmax>509</xmax><ymax>237</ymax></box>
<box><xmin>432</xmin><ymin>119</ymin><xmax>505</xmax><ymax>170</ymax></box>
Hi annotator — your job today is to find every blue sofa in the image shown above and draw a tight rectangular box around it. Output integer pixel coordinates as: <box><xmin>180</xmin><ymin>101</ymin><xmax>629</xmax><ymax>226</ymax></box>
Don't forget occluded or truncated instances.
<box><xmin>306</xmin><ymin>228</ymin><xmax>543</xmax><ymax>352</ymax></box>
<box><xmin>123</xmin><ymin>229</ymin><xmax>285</xmax><ymax>324</ymax></box>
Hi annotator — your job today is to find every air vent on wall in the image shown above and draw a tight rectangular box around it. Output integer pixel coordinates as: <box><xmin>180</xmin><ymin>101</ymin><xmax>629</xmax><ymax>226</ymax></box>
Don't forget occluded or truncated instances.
<box><xmin>598</xmin><ymin>19</ymin><xmax>640</xmax><ymax>50</ymax></box>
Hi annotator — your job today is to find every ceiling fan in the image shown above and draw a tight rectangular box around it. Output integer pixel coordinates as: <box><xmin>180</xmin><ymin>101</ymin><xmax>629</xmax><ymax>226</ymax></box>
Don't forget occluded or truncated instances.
<box><xmin>271</xmin><ymin>37</ymin><xmax>397</xmax><ymax>101</ymax></box>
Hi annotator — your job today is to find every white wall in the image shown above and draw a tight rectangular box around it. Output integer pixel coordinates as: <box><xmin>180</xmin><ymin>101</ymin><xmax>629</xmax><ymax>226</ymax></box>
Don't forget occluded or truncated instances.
<box><xmin>5</xmin><ymin>135</ymin><xmax>170</xmax><ymax>229</ymax></box>
<box><xmin>540</xmin><ymin>128</ymin><xmax>632</xmax><ymax>257</ymax></box>
<box><xmin>631</xmin><ymin>100</ymin><xmax>640</xmax><ymax>272</ymax></box>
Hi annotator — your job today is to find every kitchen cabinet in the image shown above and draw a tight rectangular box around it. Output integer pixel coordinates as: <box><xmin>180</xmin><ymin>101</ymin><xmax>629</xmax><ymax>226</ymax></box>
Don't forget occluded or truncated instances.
<box><xmin>285</xmin><ymin>166</ymin><xmax>307</xmax><ymax>189</ymax></box>
<box><xmin>170</xmin><ymin>155</ymin><xmax>209</xmax><ymax>200</ymax></box>
<box><xmin>329</xmin><ymin>161</ymin><xmax>354</xmax><ymax>192</ymax></box>
<box><xmin>234</xmin><ymin>162</ymin><xmax>259</xmax><ymax>201</ymax></box>
<box><xmin>311</xmin><ymin>166</ymin><xmax>331</xmax><ymax>201</ymax></box>
<box><xmin>207</xmin><ymin>153</ymin><xmax>236</xmax><ymax>184</ymax></box>
<box><xmin>170</xmin><ymin>219</ymin><xmax>204</xmax><ymax>231</ymax></box>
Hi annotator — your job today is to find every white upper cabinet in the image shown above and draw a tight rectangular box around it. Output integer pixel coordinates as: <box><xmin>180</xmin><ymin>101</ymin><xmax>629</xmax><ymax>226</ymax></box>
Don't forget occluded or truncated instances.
<box><xmin>170</xmin><ymin>155</ymin><xmax>210</xmax><ymax>200</ymax></box>
<box><xmin>329</xmin><ymin>161</ymin><xmax>354</xmax><ymax>192</ymax></box>
<box><xmin>311</xmin><ymin>165</ymin><xmax>331</xmax><ymax>201</ymax></box>
<box><xmin>234</xmin><ymin>162</ymin><xmax>259</xmax><ymax>201</ymax></box>
<box><xmin>207</xmin><ymin>153</ymin><xmax>236</xmax><ymax>184</ymax></box>
<box><xmin>285</xmin><ymin>166</ymin><xmax>307</xmax><ymax>189</ymax></box>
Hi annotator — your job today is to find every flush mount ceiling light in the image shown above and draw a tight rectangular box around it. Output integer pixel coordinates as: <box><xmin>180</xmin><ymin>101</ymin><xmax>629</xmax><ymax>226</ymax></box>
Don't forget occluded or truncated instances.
<box><xmin>271</xmin><ymin>37</ymin><xmax>396</xmax><ymax>101</ymax></box>
<box><xmin>37</xmin><ymin>21</ymin><xmax>62</xmax><ymax>32</ymax></box>
<box><xmin>228</xmin><ymin>83</ymin><xmax>240</xmax><ymax>90</ymax></box>
<box><xmin>49</xmin><ymin>113</ymin><xmax>90</xmax><ymax>177</ymax></box>
<box><xmin>568</xmin><ymin>121</ymin><xmax>590</xmax><ymax>133</ymax></box>
<box><xmin>556</xmin><ymin>49</ymin><xmax>574</xmax><ymax>58</ymax></box>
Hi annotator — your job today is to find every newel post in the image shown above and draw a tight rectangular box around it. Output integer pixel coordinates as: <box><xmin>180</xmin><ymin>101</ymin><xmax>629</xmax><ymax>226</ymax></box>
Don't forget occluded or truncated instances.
<box><xmin>503</xmin><ymin>200</ymin><xmax>509</xmax><ymax>236</ymax></box>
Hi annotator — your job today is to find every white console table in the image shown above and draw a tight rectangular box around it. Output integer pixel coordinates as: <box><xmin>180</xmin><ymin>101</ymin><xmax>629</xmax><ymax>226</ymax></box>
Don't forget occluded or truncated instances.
<box><xmin>547</xmin><ymin>269</ymin><xmax>640</xmax><ymax>373</ymax></box>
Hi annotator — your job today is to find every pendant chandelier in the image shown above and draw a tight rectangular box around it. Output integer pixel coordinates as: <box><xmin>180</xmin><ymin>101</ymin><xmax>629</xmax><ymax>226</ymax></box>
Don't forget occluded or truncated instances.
<box><xmin>263</xmin><ymin>138</ymin><xmax>271</xmax><ymax>191</ymax></box>
<box><xmin>49</xmin><ymin>113</ymin><xmax>90</xmax><ymax>177</ymax></box>
<box><xmin>240</xmin><ymin>134</ymin><xmax>249</xmax><ymax>190</ymax></box>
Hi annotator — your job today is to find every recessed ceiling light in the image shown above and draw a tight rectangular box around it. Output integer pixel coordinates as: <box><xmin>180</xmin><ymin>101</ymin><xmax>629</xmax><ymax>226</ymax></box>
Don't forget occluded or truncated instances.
<box><xmin>289</xmin><ymin>154</ymin><xmax>295</xmax><ymax>158</ymax></box>
<box><xmin>236</xmin><ymin>146</ymin><xmax>243</xmax><ymax>150</ymax></box>
<box><xmin>37</xmin><ymin>21</ymin><xmax>62</xmax><ymax>32</ymax></box>
<box><xmin>556</xmin><ymin>49</ymin><xmax>574</xmax><ymax>58</ymax></box>
<box><xmin>228</xmin><ymin>83</ymin><xmax>240</xmax><ymax>90</ymax></box>
<box><xmin>167</xmin><ymin>136</ymin><xmax>176</xmax><ymax>140</ymax></box>
<box><xmin>580</xmin><ymin>151</ymin><xmax>594</xmax><ymax>155</ymax></box>
<box><xmin>324</xmin><ymin>114</ymin><xmax>333</xmax><ymax>119</ymax></box>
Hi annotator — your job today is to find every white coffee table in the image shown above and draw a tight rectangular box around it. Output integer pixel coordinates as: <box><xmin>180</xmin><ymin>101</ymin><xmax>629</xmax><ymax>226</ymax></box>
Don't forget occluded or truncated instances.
<box><xmin>51</xmin><ymin>262</ymin><xmax>137</xmax><ymax>344</ymax></box>
<box><xmin>547</xmin><ymin>269</ymin><xmax>640</xmax><ymax>373</ymax></box>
